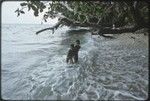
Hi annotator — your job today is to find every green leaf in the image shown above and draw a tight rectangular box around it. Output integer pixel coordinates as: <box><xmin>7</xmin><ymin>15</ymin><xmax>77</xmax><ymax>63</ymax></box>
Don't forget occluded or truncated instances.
<box><xmin>40</xmin><ymin>9</ymin><xmax>43</xmax><ymax>12</ymax></box>
<box><xmin>20</xmin><ymin>11</ymin><xmax>25</xmax><ymax>14</ymax></box>
<box><xmin>31</xmin><ymin>5</ymin><xmax>37</xmax><ymax>11</ymax></box>
<box><xmin>34</xmin><ymin>10</ymin><xmax>39</xmax><ymax>16</ymax></box>
<box><xmin>15</xmin><ymin>8</ymin><xmax>19</xmax><ymax>13</ymax></box>
<box><xmin>44</xmin><ymin>19</ymin><xmax>47</xmax><ymax>22</ymax></box>
<box><xmin>20</xmin><ymin>3</ymin><xmax>27</xmax><ymax>6</ymax></box>
<box><xmin>42</xmin><ymin>5</ymin><xmax>46</xmax><ymax>9</ymax></box>
<box><xmin>28</xmin><ymin>4</ymin><xmax>31</xmax><ymax>11</ymax></box>
<box><xmin>17</xmin><ymin>12</ymin><xmax>20</xmax><ymax>17</ymax></box>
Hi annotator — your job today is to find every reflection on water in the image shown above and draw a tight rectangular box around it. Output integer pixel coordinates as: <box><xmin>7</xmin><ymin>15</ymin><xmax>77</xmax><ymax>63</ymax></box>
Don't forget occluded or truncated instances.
<box><xmin>2</xmin><ymin>24</ymin><xmax>148</xmax><ymax>100</ymax></box>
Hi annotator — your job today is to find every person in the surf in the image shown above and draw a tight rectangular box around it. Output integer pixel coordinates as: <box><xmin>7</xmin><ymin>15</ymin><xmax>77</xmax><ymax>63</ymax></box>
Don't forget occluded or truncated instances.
<box><xmin>74</xmin><ymin>40</ymin><xmax>81</xmax><ymax>63</ymax></box>
<box><xmin>66</xmin><ymin>44</ymin><xmax>75</xmax><ymax>64</ymax></box>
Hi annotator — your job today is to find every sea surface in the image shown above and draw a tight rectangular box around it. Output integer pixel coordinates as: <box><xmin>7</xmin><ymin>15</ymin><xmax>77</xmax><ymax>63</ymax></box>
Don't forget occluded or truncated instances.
<box><xmin>1</xmin><ymin>24</ymin><xmax>149</xmax><ymax>100</ymax></box>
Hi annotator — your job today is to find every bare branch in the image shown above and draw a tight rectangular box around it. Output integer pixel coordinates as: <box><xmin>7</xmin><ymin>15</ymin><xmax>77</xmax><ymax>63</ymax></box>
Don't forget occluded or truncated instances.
<box><xmin>36</xmin><ymin>21</ymin><xmax>62</xmax><ymax>34</ymax></box>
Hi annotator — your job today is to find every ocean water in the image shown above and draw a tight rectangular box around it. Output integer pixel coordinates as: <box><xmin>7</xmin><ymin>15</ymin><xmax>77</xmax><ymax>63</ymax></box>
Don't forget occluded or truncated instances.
<box><xmin>1</xmin><ymin>24</ymin><xmax>149</xmax><ymax>100</ymax></box>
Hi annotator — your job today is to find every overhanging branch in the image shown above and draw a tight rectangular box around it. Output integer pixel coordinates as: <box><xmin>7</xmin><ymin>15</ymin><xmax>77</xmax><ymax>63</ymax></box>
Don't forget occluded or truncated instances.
<box><xmin>36</xmin><ymin>16</ymin><xmax>148</xmax><ymax>35</ymax></box>
<box><xmin>36</xmin><ymin>20</ymin><xmax>62</xmax><ymax>34</ymax></box>
<box><xmin>35</xmin><ymin>17</ymin><xmax>102</xmax><ymax>34</ymax></box>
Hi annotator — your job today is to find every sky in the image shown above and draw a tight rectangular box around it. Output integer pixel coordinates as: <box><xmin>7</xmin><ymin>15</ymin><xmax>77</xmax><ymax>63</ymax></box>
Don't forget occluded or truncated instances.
<box><xmin>2</xmin><ymin>1</ymin><xmax>58</xmax><ymax>24</ymax></box>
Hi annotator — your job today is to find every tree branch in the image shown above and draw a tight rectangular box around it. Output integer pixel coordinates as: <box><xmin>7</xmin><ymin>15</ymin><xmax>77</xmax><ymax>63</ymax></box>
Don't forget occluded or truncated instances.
<box><xmin>98</xmin><ymin>25</ymin><xmax>145</xmax><ymax>35</ymax></box>
<box><xmin>35</xmin><ymin>17</ymin><xmax>102</xmax><ymax>34</ymax></box>
<box><xmin>59</xmin><ymin>2</ymin><xmax>73</xmax><ymax>12</ymax></box>
<box><xmin>36</xmin><ymin>20</ymin><xmax>62</xmax><ymax>34</ymax></box>
<box><xmin>36</xmin><ymin>16</ymin><xmax>148</xmax><ymax>35</ymax></box>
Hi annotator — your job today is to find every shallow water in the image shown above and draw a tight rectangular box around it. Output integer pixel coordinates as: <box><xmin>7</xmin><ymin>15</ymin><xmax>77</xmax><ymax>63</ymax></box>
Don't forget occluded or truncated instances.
<box><xmin>2</xmin><ymin>24</ymin><xmax>149</xmax><ymax>100</ymax></box>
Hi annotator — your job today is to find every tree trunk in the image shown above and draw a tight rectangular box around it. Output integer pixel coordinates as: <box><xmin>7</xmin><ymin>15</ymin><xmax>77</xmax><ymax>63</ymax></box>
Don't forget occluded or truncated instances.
<box><xmin>98</xmin><ymin>26</ymin><xmax>144</xmax><ymax>35</ymax></box>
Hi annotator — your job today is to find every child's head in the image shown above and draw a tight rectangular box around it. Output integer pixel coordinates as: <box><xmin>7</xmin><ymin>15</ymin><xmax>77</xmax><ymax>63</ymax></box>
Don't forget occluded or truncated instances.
<box><xmin>70</xmin><ymin>44</ymin><xmax>74</xmax><ymax>49</ymax></box>
<box><xmin>76</xmin><ymin>40</ymin><xmax>80</xmax><ymax>45</ymax></box>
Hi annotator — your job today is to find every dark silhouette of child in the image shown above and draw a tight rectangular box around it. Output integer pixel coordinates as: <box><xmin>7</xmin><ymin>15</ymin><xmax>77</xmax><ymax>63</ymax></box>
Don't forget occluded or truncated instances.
<box><xmin>74</xmin><ymin>40</ymin><xmax>81</xmax><ymax>63</ymax></box>
<box><xmin>66</xmin><ymin>44</ymin><xmax>75</xmax><ymax>64</ymax></box>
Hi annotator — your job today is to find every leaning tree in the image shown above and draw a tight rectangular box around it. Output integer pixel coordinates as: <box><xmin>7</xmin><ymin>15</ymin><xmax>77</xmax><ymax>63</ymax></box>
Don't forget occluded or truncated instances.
<box><xmin>16</xmin><ymin>0</ymin><xmax>149</xmax><ymax>36</ymax></box>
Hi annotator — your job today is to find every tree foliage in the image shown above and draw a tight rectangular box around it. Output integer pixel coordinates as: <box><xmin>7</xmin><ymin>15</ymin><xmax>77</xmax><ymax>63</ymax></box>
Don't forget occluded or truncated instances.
<box><xmin>16</xmin><ymin>1</ymin><xmax>149</xmax><ymax>35</ymax></box>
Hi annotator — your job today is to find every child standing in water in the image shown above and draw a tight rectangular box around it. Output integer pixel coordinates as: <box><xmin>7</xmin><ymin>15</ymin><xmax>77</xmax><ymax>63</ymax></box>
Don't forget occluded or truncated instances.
<box><xmin>66</xmin><ymin>44</ymin><xmax>75</xmax><ymax>64</ymax></box>
<box><xmin>74</xmin><ymin>40</ymin><xmax>81</xmax><ymax>63</ymax></box>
